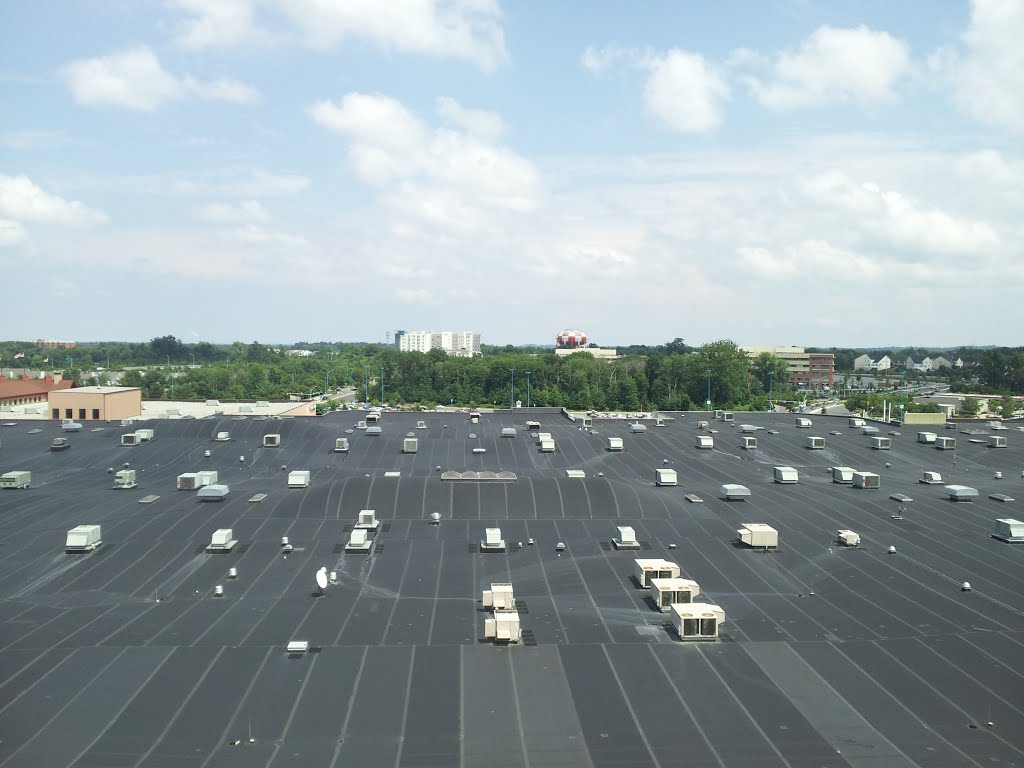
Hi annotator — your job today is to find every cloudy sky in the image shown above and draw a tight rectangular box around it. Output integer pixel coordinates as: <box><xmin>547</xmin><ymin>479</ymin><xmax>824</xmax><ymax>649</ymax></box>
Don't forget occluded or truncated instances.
<box><xmin>1</xmin><ymin>0</ymin><xmax>1021</xmax><ymax>347</ymax></box>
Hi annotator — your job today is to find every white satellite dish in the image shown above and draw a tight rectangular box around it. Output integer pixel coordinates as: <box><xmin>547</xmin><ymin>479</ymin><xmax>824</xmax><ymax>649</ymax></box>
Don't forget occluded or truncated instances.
<box><xmin>315</xmin><ymin>568</ymin><xmax>328</xmax><ymax>590</ymax></box>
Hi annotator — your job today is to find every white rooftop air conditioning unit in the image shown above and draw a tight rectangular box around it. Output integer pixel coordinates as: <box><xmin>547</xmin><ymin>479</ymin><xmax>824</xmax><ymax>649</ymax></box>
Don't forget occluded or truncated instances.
<box><xmin>740</xmin><ymin>424</ymin><xmax>758</xmax><ymax>433</ymax></box>
<box><xmin>483</xmin><ymin>611</ymin><xmax>521</xmax><ymax>644</ymax></box>
<box><xmin>135</xmin><ymin>429</ymin><xmax>154</xmax><ymax>442</ymax></box>
<box><xmin>403</xmin><ymin>437</ymin><xmax>418</xmax><ymax>453</ymax></box>
<box><xmin>334</xmin><ymin>437</ymin><xmax>349</xmax><ymax>453</ymax></box>
<box><xmin>263</xmin><ymin>434</ymin><xmax>281</xmax><ymax>447</ymax></box>
<box><xmin>861</xmin><ymin>426</ymin><xmax>880</xmax><ymax>435</ymax></box>
<box><xmin>526</xmin><ymin>420</ymin><xmax>541</xmax><ymax>430</ymax></box>
<box><xmin>197</xmin><ymin>470</ymin><xmax>217</xmax><ymax>486</ymax></box>
<box><xmin>796</xmin><ymin>417</ymin><xmax>812</xmax><ymax>428</ymax></box>
<box><xmin>655</xmin><ymin>468</ymin><xmax>677</xmax><ymax>486</ymax></box>
<box><xmin>720</xmin><ymin>484</ymin><xmax>751</xmax><ymax>500</ymax></box>
<box><xmin>206</xmin><ymin>528</ymin><xmax>238</xmax><ymax>553</ymax></box>
<box><xmin>917</xmin><ymin>432</ymin><xmax>937</xmax><ymax>444</ymax></box>
<box><xmin>945</xmin><ymin>484</ymin><xmax>978</xmax><ymax>501</ymax></box>
<box><xmin>66</xmin><ymin>525</ymin><xmax>102</xmax><ymax>553</ymax></box>
<box><xmin>501</xmin><ymin>428</ymin><xmax>517</xmax><ymax>438</ymax></box>
<box><xmin>631</xmin><ymin>422</ymin><xmax>647</xmax><ymax>433</ymax></box>
<box><xmin>737</xmin><ymin>523</ymin><xmax>778</xmax><ymax>548</ymax></box>
<box><xmin>540</xmin><ymin>439</ymin><xmax>555</xmax><ymax>452</ymax></box>
<box><xmin>481</xmin><ymin>527</ymin><xmax>506</xmax><ymax>552</ymax></box>
<box><xmin>674</xmin><ymin>603</ymin><xmax>725</xmax><ymax>640</ymax></box>
<box><xmin>113</xmin><ymin>469</ymin><xmax>136</xmax><ymax>489</ymax></box>
<box><xmin>773</xmin><ymin>466</ymin><xmax>798</xmax><ymax>484</ymax></box>
<box><xmin>634</xmin><ymin>558</ymin><xmax>680</xmax><ymax>588</ymax></box>
<box><xmin>849</xmin><ymin>418</ymin><xmax>865</xmax><ymax>428</ymax></box>
<box><xmin>992</xmin><ymin>518</ymin><xmax>1024</xmax><ymax>543</ymax></box>
<box><xmin>871</xmin><ymin>437</ymin><xmax>891</xmax><ymax>450</ymax></box>
<box><xmin>121</xmin><ymin>433</ymin><xmax>138</xmax><ymax>446</ymax></box>
<box><xmin>50</xmin><ymin>437</ymin><xmax>70</xmax><ymax>451</ymax></box>
<box><xmin>695</xmin><ymin>435</ymin><xmax>713</xmax><ymax>449</ymax></box>
<box><xmin>613</xmin><ymin>525</ymin><xmax>640</xmax><ymax>550</ymax></box>
<box><xmin>482</xmin><ymin>583</ymin><xmax>516</xmax><ymax>611</ymax></box>
<box><xmin>565</xmin><ymin>469</ymin><xmax>586</xmax><ymax>478</ymax></box>
<box><xmin>356</xmin><ymin>509</ymin><xmax>379</xmax><ymax>529</ymax></box>
<box><xmin>366</xmin><ymin>426</ymin><xmax>383</xmax><ymax>436</ymax></box>
<box><xmin>345</xmin><ymin>528</ymin><xmax>371</xmax><ymax>553</ymax></box>
<box><xmin>921</xmin><ymin>470</ymin><xmax>943</xmax><ymax>484</ymax></box>
<box><xmin>852</xmin><ymin>471</ymin><xmax>880</xmax><ymax>489</ymax></box>
<box><xmin>721</xmin><ymin>412</ymin><xmax>734</xmax><ymax>422</ymax></box>
<box><xmin>366</xmin><ymin>412</ymin><xmax>380</xmax><ymax>423</ymax></box>
<box><xmin>806</xmin><ymin>436</ymin><xmax>824</xmax><ymax>449</ymax></box>
<box><xmin>650</xmin><ymin>577</ymin><xmax>700</xmax><ymax>611</ymax></box>
<box><xmin>61</xmin><ymin>421</ymin><xmax>82</xmax><ymax>432</ymax></box>
<box><xmin>197</xmin><ymin>484</ymin><xmax>229</xmax><ymax>501</ymax></box>
<box><xmin>831</xmin><ymin>466</ymin><xmax>854</xmax><ymax>484</ymax></box>
<box><xmin>837</xmin><ymin>529</ymin><xmax>861</xmax><ymax>547</ymax></box>
<box><xmin>416</xmin><ymin>420</ymin><xmax>427</xmax><ymax>429</ymax></box>
<box><xmin>988</xmin><ymin>435</ymin><xmax>1007</xmax><ymax>448</ymax></box>
<box><xmin>935</xmin><ymin>437</ymin><xmax>956</xmax><ymax>450</ymax></box>
<box><xmin>177</xmin><ymin>473</ymin><xmax>200</xmax><ymax>491</ymax></box>
<box><xmin>288</xmin><ymin>470</ymin><xmax>311</xmax><ymax>488</ymax></box>
<box><xmin>741</xmin><ymin>436</ymin><xmax>757</xmax><ymax>449</ymax></box>
<box><xmin>214</xmin><ymin>431</ymin><xmax>231</xmax><ymax>441</ymax></box>
<box><xmin>607</xmin><ymin>437</ymin><xmax>624</xmax><ymax>452</ymax></box>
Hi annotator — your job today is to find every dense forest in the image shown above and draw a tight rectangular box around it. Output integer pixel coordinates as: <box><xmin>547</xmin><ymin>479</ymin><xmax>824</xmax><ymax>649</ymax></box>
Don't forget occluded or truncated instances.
<box><xmin>3</xmin><ymin>338</ymin><xmax>1022</xmax><ymax>408</ymax></box>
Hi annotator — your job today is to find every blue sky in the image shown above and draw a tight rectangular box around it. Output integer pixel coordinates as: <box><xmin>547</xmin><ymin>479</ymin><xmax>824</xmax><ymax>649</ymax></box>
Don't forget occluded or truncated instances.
<box><xmin>1</xmin><ymin>0</ymin><xmax>1021</xmax><ymax>346</ymax></box>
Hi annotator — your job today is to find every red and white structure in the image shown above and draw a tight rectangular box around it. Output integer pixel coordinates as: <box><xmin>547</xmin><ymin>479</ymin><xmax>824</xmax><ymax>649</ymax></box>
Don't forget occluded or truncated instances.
<box><xmin>556</xmin><ymin>329</ymin><xmax>588</xmax><ymax>349</ymax></box>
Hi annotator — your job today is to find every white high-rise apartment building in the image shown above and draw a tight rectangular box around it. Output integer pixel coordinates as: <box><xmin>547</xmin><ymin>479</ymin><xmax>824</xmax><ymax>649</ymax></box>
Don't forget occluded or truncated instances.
<box><xmin>398</xmin><ymin>331</ymin><xmax>481</xmax><ymax>357</ymax></box>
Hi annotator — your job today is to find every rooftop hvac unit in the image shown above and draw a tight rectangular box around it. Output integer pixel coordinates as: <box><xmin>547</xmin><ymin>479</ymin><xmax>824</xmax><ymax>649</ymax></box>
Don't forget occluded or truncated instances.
<box><xmin>631</xmin><ymin>422</ymin><xmax>647</xmax><ymax>434</ymax></box>
<box><xmin>345</xmin><ymin>528</ymin><xmax>371</xmax><ymax>553</ymax></box>
<box><xmin>740</xmin><ymin>424</ymin><xmax>758</xmax><ymax>433</ymax></box>
<box><xmin>197</xmin><ymin>483</ymin><xmax>229</xmax><ymax>501</ymax></box>
<box><xmin>806</xmin><ymin>436</ymin><xmax>825</xmax><ymax>449</ymax></box>
<box><xmin>796</xmin><ymin>417</ymin><xmax>812</xmax><ymax>428</ymax></box>
<box><xmin>537</xmin><ymin>432</ymin><xmax>552</xmax><ymax>443</ymax></box>
<box><xmin>483</xmin><ymin>611</ymin><xmax>521</xmax><ymax>644</ymax></box>
<box><xmin>197</xmin><ymin>470</ymin><xmax>217</xmax><ymax>486</ymax></box>
<box><xmin>526</xmin><ymin>420</ymin><xmax>541</xmax><ymax>430</ymax></box>
<box><xmin>255</xmin><ymin>400</ymin><xmax>270</xmax><ymax>408</ymax></box>
<box><xmin>61</xmin><ymin>421</ymin><xmax>82</xmax><ymax>432</ymax></box>
<box><xmin>356</xmin><ymin>420</ymin><xmax>367</xmax><ymax>430</ymax></box>
<box><xmin>852</xmin><ymin>471</ymin><xmax>880</xmax><ymax>489</ymax></box>
<box><xmin>654</xmin><ymin>416</ymin><xmax>665</xmax><ymax>427</ymax></box>
<box><xmin>836</xmin><ymin>529</ymin><xmax>861</xmax><ymax>547</ymax></box>
<box><xmin>481</xmin><ymin>527</ymin><xmax>506</xmax><ymax>552</ymax></box>
<box><xmin>607</xmin><ymin>437</ymin><xmax>624</xmax><ymax>452</ymax></box>
<box><xmin>177</xmin><ymin>472</ymin><xmax>200</xmax><ymax>491</ymax></box>
<box><xmin>917</xmin><ymin>431</ymin><xmax>937</xmax><ymax>444</ymax></box>
<box><xmin>635</xmin><ymin>558</ymin><xmax>680</xmax><ymax>588</ymax></box>
<box><xmin>565</xmin><ymin>469</ymin><xmax>586</xmax><ymax>478</ymax></box>
<box><xmin>540</xmin><ymin>438</ymin><xmax>556</xmax><ymax>453</ymax></box>
<box><xmin>263</xmin><ymin>433</ymin><xmax>281</xmax><ymax>447</ymax></box>
<box><xmin>737</xmin><ymin>523</ymin><xmax>778</xmax><ymax>548</ymax></box>
<box><xmin>288</xmin><ymin>470</ymin><xmax>311</xmax><ymax>488</ymax></box>
<box><xmin>871</xmin><ymin>437</ymin><xmax>891</xmax><ymax>450</ymax></box>
<box><xmin>773</xmin><ymin>466</ymin><xmax>799</xmax><ymax>484</ymax></box>
<box><xmin>720</xmin><ymin>484</ymin><xmax>751</xmax><ymax>500</ymax></box>
<box><xmin>988</xmin><ymin>435</ymin><xmax>1007</xmax><ymax>448</ymax></box>
<box><xmin>741</xmin><ymin>436</ymin><xmax>757</xmax><ymax>450</ymax></box>
<box><xmin>206</xmin><ymin>528</ymin><xmax>237</xmax><ymax>553</ymax></box>
<box><xmin>935</xmin><ymin>437</ymin><xmax>956</xmax><ymax>450</ymax></box>
<box><xmin>205</xmin><ymin>400</ymin><xmax>220</xmax><ymax>407</ymax></box>
<box><xmin>992</xmin><ymin>518</ymin><xmax>1024</xmax><ymax>543</ymax></box>
<box><xmin>470</xmin><ymin>414</ymin><xmax>479</xmax><ymax>424</ymax></box>
<box><xmin>945</xmin><ymin>421</ymin><xmax>957</xmax><ymax>429</ymax></box>
<box><xmin>650</xmin><ymin>577</ymin><xmax>700</xmax><ymax>611</ymax></box>
<box><xmin>921</xmin><ymin>470</ymin><xmax>943</xmax><ymax>484</ymax></box>
<box><xmin>66</xmin><ymin>525</ymin><xmax>102</xmax><ymax>553</ymax></box>
<box><xmin>113</xmin><ymin>469</ymin><xmax>136</xmax><ymax>489</ymax></box>
<box><xmin>366</xmin><ymin>412</ymin><xmax>380</xmax><ymax>423</ymax></box>
<box><xmin>721</xmin><ymin>412</ymin><xmax>734</xmax><ymax>422</ymax></box>
<box><xmin>695</xmin><ymin>435</ymin><xmax>714</xmax><ymax>449</ymax></box>
<box><xmin>714</xmin><ymin>410</ymin><xmax>724</xmax><ymax>419</ymax></box>
<box><xmin>673</xmin><ymin>603</ymin><xmax>725</xmax><ymax>640</ymax></box>
<box><xmin>366</xmin><ymin>426</ymin><xmax>383</xmax><ymax>436</ymax></box>
<box><xmin>135</xmin><ymin>429</ymin><xmax>154</xmax><ymax>442</ymax></box>
<box><xmin>655</xmin><ymin>468</ymin><xmax>678</xmax><ymax>486</ymax></box>
<box><xmin>613</xmin><ymin>525</ymin><xmax>640</xmax><ymax>550</ymax></box>
<box><xmin>356</xmin><ymin>509</ymin><xmax>379</xmax><ymax>529</ymax></box>
<box><xmin>580</xmin><ymin>416</ymin><xmax>593</xmax><ymax>427</ymax></box>
<box><xmin>944</xmin><ymin>484</ymin><xmax>978</xmax><ymax>501</ymax></box>
<box><xmin>472</xmin><ymin>447</ymin><xmax>486</xmax><ymax>454</ymax></box>
<box><xmin>403</xmin><ymin>437</ymin><xmax>418</xmax><ymax>453</ymax></box>
<box><xmin>50</xmin><ymin>437</ymin><xmax>70</xmax><ymax>451</ymax></box>
<box><xmin>214</xmin><ymin>431</ymin><xmax>231</xmax><ymax>441</ymax></box>
<box><xmin>861</xmin><ymin>426</ymin><xmax>880</xmax><ymax>435</ymax></box>
<box><xmin>501</xmin><ymin>427</ymin><xmax>517</xmax><ymax>438</ymax></box>
<box><xmin>334</xmin><ymin>437</ymin><xmax>349</xmax><ymax>453</ymax></box>
<box><xmin>831</xmin><ymin>466</ymin><xmax>855</xmax><ymax>484</ymax></box>
<box><xmin>121</xmin><ymin>433</ymin><xmax>138</xmax><ymax>446</ymax></box>
<box><xmin>849</xmin><ymin>418</ymin><xmax>866</xmax><ymax>428</ymax></box>
<box><xmin>482</xmin><ymin>583</ymin><xmax>516</xmax><ymax>610</ymax></box>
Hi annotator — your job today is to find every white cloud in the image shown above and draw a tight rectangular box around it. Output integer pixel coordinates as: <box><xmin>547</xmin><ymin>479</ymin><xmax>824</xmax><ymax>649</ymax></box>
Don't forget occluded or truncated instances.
<box><xmin>0</xmin><ymin>174</ymin><xmax>107</xmax><ymax>226</ymax></box>
<box><xmin>581</xmin><ymin>45</ymin><xmax>653</xmax><ymax>73</ymax></box>
<box><xmin>436</xmin><ymin>97</ymin><xmax>504</xmax><ymax>141</ymax></box>
<box><xmin>62</xmin><ymin>47</ymin><xmax>259</xmax><ymax>110</ymax></box>
<box><xmin>232</xmin><ymin>223</ymin><xmax>308</xmax><ymax>247</ymax></box>
<box><xmin>196</xmin><ymin>200</ymin><xmax>269</xmax><ymax>222</ymax></box>
<box><xmin>802</xmin><ymin>169</ymin><xmax>999</xmax><ymax>255</ymax></box>
<box><xmin>939</xmin><ymin>0</ymin><xmax>1024</xmax><ymax>132</ymax></box>
<box><xmin>169</xmin><ymin>0</ymin><xmax>268</xmax><ymax>49</ymax></box>
<box><xmin>749</xmin><ymin>25</ymin><xmax>911</xmax><ymax>109</ymax></box>
<box><xmin>0</xmin><ymin>219</ymin><xmax>27</xmax><ymax>247</ymax></box>
<box><xmin>311</xmin><ymin>92</ymin><xmax>540</xmax><ymax>222</ymax></box>
<box><xmin>645</xmin><ymin>50</ymin><xmax>730</xmax><ymax>132</ymax></box>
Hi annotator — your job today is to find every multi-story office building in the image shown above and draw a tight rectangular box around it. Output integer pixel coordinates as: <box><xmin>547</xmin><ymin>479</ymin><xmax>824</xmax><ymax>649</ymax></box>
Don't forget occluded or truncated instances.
<box><xmin>743</xmin><ymin>346</ymin><xmax>835</xmax><ymax>390</ymax></box>
<box><xmin>398</xmin><ymin>331</ymin><xmax>481</xmax><ymax>357</ymax></box>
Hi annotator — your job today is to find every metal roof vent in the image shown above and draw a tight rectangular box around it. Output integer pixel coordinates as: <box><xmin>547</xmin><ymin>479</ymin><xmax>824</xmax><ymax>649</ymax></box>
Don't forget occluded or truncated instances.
<box><xmin>613</xmin><ymin>525</ymin><xmax>640</xmax><ymax>550</ymax></box>
<box><xmin>228</xmin><ymin>567</ymin><xmax>237</xmax><ymax>578</ymax></box>
<box><xmin>430</xmin><ymin>512</ymin><xmax>441</xmax><ymax>524</ymax></box>
<box><xmin>961</xmin><ymin>582</ymin><xmax>972</xmax><ymax>591</ymax></box>
<box><xmin>214</xmin><ymin>585</ymin><xmax>224</xmax><ymax>597</ymax></box>
<box><xmin>481</xmin><ymin>527</ymin><xmax>506</xmax><ymax>552</ymax></box>
<box><xmin>206</xmin><ymin>528</ymin><xmax>237</xmax><ymax>553</ymax></box>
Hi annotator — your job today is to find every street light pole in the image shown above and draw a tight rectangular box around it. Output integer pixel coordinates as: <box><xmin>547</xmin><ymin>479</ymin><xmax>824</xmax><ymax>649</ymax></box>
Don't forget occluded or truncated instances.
<box><xmin>510</xmin><ymin>368</ymin><xmax>515</xmax><ymax>409</ymax></box>
<box><xmin>768</xmin><ymin>370</ymin><xmax>774</xmax><ymax>412</ymax></box>
<box><xmin>380</xmin><ymin>367</ymin><xmax>385</xmax><ymax>405</ymax></box>
<box><xmin>706</xmin><ymin>369</ymin><xmax>712</xmax><ymax>411</ymax></box>
<box><xmin>525</xmin><ymin>371</ymin><xmax>531</xmax><ymax>408</ymax></box>
<box><xmin>364</xmin><ymin>364</ymin><xmax>369</xmax><ymax>404</ymax></box>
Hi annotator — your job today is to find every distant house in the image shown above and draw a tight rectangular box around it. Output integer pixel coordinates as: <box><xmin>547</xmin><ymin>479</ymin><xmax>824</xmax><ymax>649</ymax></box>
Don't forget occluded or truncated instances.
<box><xmin>954</xmin><ymin>357</ymin><xmax>964</xmax><ymax>368</ymax></box>
<box><xmin>854</xmin><ymin>354</ymin><xmax>892</xmax><ymax>371</ymax></box>
<box><xmin>905</xmin><ymin>356</ymin><xmax>931</xmax><ymax>372</ymax></box>
<box><xmin>931</xmin><ymin>356</ymin><xmax>952</xmax><ymax>369</ymax></box>
<box><xmin>874</xmin><ymin>355</ymin><xmax>892</xmax><ymax>371</ymax></box>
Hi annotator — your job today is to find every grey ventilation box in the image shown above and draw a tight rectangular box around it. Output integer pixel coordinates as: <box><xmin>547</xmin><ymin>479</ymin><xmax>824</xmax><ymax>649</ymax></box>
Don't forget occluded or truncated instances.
<box><xmin>945</xmin><ymin>484</ymin><xmax>978</xmax><ymax>501</ymax></box>
<box><xmin>831</xmin><ymin>466</ymin><xmax>854</xmax><ymax>484</ymax></box>
<box><xmin>287</xmin><ymin>471</ymin><xmax>310</xmax><ymax>488</ymax></box>
<box><xmin>613</xmin><ymin>525</ymin><xmax>640</xmax><ymax>550</ymax></box>
<box><xmin>565</xmin><ymin>469</ymin><xmax>586</xmax><ymax>478</ymax></box>
<box><xmin>356</xmin><ymin>509</ymin><xmax>379</xmax><ymax>530</ymax></box>
<box><xmin>920</xmin><ymin>470</ymin><xmax>943</xmax><ymax>484</ymax></box>
<box><xmin>917</xmin><ymin>431</ymin><xmax>937</xmax><ymax>443</ymax></box>
<box><xmin>263</xmin><ymin>433</ymin><xmax>281</xmax><ymax>447</ymax></box>
<box><xmin>345</xmin><ymin>528</ymin><xmax>372</xmax><ymax>552</ymax></box>
<box><xmin>773</xmin><ymin>466</ymin><xmax>798</xmax><ymax>484</ymax></box>
<box><xmin>737</xmin><ymin>523</ymin><xmax>777</xmax><ymax>548</ymax></box>
<box><xmin>630</xmin><ymin>422</ymin><xmax>647</xmax><ymax>433</ymax></box>
<box><xmin>334</xmin><ymin>437</ymin><xmax>349</xmax><ymax>452</ymax></box>
<box><xmin>66</xmin><ymin>525</ymin><xmax>102</xmax><ymax>553</ymax></box>
<box><xmin>197</xmin><ymin>483</ymin><xmax>229</xmax><ymax>501</ymax></box>
<box><xmin>720</xmin><ymin>484</ymin><xmax>751</xmax><ymax>500</ymax></box>
<box><xmin>214</xmin><ymin>431</ymin><xmax>231</xmax><ymax>441</ymax></box>
<box><xmin>206</xmin><ymin>528</ymin><xmax>237</xmax><ymax>553</ymax></box>
<box><xmin>403</xmin><ymin>437</ymin><xmax>418</xmax><ymax>453</ymax></box>
<box><xmin>871</xmin><ymin>436</ymin><xmax>891</xmax><ymax>450</ymax></box>
<box><xmin>720</xmin><ymin>412</ymin><xmax>734</xmax><ymax>422</ymax></box>
<box><xmin>480</xmin><ymin>527</ymin><xmax>506</xmax><ymax>552</ymax></box>
<box><xmin>852</xmin><ymin>471</ymin><xmax>880</xmax><ymax>489</ymax></box>
<box><xmin>113</xmin><ymin>469</ymin><xmax>136</xmax><ymax>489</ymax></box>
<box><xmin>366</xmin><ymin>426</ymin><xmax>383</xmax><ymax>436</ymax></box>
<box><xmin>935</xmin><ymin>436</ymin><xmax>956</xmax><ymax>450</ymax></box>
<box><xmin>848</xmin><ymin>418</ymin><xmax>866</xmax><ymax>428</ymax></box>
<box><xmin>50</xmin><ymin>437</ymin><xmax>70</xmax><ymax>451</ymax></box>
<box><xmin>988</xmin><ymin>435</ymin><xmax>1007</xmax><ymax>448</ymax></box>
<box><xmin>861</xmin><ymin>426</ymin><xmax>880</xmax><ymax>435</ymax></box>
<box><xmin>695</xmin><ymin>435</ymin><xmax>713</xmax><ymax>449</ymax></box>
<box><xmin>607</xmin><ymin>437</ymin><xmax>624</xmax><ymax>452</ymax></box>
<box><xmin>992</xmin><ymin>518</ymin><xmax>1024</xmax><ymax>542</ymax></box>
<box><xmin>795</xmin><ymin>417</ymin><xmax>812</xmax><ymax>428</ymax></box>
<box><xmin>501</xmin><ymin>428</ymin><xmax>517</xmax><ymax>438</ymax></box>
<box><xmin>655</xmin><ymin>468</ymin><xmax>677</xmax><ymax>486</ymax></box>
<box><xmin>741</xmin><ymin>436</ymin><xmax>757</xmax><ymax>450</ymax></box>
<box><xmin>805</xmin><ymin>436</ymin><xmax>824</xmax><ymax>449</ymax></box>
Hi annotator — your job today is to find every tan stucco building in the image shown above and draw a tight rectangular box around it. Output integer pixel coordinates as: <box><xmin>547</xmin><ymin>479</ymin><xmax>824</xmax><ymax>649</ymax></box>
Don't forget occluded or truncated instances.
<box><xmin>48</xmin><ymin>386</ymin><xmax>142</xmax><ymax>421</ymax></box>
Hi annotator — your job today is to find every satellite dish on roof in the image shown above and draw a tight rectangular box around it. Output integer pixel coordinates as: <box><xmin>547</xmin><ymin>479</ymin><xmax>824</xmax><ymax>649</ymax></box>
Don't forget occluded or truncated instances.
<box><xmin>315</xmin><ymin>568</ymin><xmax>328</xmax><ymax>591</ymax></box>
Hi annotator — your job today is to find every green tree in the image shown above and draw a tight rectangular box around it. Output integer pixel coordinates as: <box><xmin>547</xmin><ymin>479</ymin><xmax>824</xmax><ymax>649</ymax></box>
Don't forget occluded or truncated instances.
<box><xmin>750</xmin><ymin>353</ymin><xmax>790</xmax><ymax>396</ymax></box>
<box><xmin>960</xmin><ymin>397</ymin><xmax>980</xmax><ymax>417</ymax></box>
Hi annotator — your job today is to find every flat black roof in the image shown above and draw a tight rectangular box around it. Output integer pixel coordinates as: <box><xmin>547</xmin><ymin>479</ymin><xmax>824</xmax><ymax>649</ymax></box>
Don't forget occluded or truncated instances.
<box><xmin>1</xmin><ymin>412</ymin><xmax>1022</xmax><ymax>767</ymax></box>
